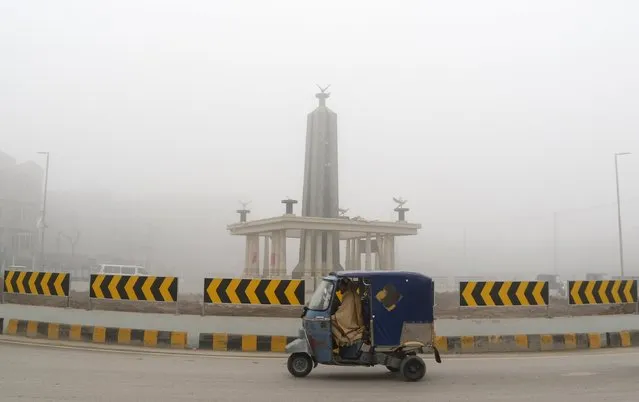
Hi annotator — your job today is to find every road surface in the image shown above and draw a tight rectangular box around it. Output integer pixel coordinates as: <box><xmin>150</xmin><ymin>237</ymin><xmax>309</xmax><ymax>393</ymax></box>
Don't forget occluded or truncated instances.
<box><xmin>0</xmin><ymin>338</ymin><xmax>637</xmax><ymax>401</ymax></box>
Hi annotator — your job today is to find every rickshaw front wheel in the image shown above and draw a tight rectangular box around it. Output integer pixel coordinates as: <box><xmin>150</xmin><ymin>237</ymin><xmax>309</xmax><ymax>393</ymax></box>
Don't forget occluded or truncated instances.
<box><xmin>399</xmin><ymin>355</ymin><xmax>426</xmax><ymax>382</ymax></box>
<box><xmin>287</xmin><ymin>353</ymin><xmax>313</xmax><ymax>378</ymax></box>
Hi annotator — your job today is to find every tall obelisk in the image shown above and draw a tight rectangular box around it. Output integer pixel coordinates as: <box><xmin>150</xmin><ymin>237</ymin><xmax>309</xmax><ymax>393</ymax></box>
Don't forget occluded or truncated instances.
<box><xmin>292</xmin><ymin>86</ymin><xmax>342</xmax><ymax>278</ymax></box>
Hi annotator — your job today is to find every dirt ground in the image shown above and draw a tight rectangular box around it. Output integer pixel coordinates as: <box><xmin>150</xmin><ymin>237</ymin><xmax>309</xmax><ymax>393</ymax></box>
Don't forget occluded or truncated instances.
<box><xmin>2</xmin><ymin>291</ymin><xmax>636</xmax><ymax>319</ymax></box>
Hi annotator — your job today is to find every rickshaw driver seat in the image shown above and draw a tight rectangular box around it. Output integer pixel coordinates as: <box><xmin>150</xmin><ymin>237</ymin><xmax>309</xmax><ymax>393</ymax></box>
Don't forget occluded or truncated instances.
<box><xmin>330</xmin><ymin>278</ymin><xmax>365</xmax><ymax>357</ymax></box>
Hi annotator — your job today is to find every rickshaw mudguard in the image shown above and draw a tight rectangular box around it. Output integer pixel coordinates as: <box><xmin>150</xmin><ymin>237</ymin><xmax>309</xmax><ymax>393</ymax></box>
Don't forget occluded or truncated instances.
<box><xmin>388</xmin><ymin>341</ymin><xmax>442</xmax><ymax>363</ymax></box>
<box><xmin>286</xmin><ymin>338</ymin><xmax>311</xmax><ymax>355</ymax></box>
<box><xmin>285</xmin><ymin>329</ymin><xmax>312</xmax><ymax>355</ymax></box>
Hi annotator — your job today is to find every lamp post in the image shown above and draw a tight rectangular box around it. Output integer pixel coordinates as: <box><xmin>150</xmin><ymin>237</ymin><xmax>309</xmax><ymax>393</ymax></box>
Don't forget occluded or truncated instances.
<box><xmin>614</xmin><ymin>152</ymin><xmax>631</xmax><ymax>278</ymax></box>
<box><xmin>37</xmin><ymin>152</ymin><xmax>50</xmax><ymax>268</ymax></box>
<box><xmin>552</xmin><ymin>211</ymin><xmax>558</xmax><ymax>275</ymax></box>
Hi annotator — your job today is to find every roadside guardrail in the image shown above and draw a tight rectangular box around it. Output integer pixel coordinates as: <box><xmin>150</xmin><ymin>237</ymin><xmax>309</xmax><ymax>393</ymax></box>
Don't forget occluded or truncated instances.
<box><xmin>88</xmin><ymin>274</ymin><xmax>178</xmax><ymax>311</ymax></box>
<box><xmin>2</xmin><ymin>270</ymin><xmax>70</xmax><ymax>306</ymax></box>
<box><xmin>1</xmin><ymin>272</ymin><xmax>637</xmax><ymax>315</ymax></box>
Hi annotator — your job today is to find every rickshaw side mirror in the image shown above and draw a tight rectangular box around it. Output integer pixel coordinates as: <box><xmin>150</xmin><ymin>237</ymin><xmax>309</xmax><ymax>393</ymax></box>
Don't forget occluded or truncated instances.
<box><xmin>301</xmin><ymin>306</ymin><xmax>308</xmax><ymax>318</ymax></box>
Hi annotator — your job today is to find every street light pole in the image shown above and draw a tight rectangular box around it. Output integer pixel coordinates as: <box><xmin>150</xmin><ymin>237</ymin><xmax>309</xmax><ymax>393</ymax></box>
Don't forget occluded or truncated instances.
<box><xmin>462</xmin><ymin>227</ymin><xmax>467</xmax><ymax>272</ymax></box>
<box><xmin>614</xmin><ymin>152</ymin><xmax>630</xmax><ymax>278</ymax></box>
<box><xmin>552</xmin><ymin>211</ymin><xmax>557</xmax><ymax>275</ymax></box>
<box><xmin>38</xmin><ymin>152</ymin><xmax>50</xmax><ymax>268</ymax></box>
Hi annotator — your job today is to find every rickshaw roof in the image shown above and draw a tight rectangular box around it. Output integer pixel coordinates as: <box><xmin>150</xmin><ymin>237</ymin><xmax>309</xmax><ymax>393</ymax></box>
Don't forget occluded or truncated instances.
<box><xmin>334</xmin><ymin>270</ymin><xmax>432</xmax><ymax>283</ymax></box>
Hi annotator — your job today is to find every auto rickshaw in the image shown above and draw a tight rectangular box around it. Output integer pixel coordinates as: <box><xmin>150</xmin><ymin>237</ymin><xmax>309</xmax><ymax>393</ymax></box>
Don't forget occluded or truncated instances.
<box><xmin>285</xmin><ymin>271</ymin><xmax>441</xmax><ymax>381</ymax></box>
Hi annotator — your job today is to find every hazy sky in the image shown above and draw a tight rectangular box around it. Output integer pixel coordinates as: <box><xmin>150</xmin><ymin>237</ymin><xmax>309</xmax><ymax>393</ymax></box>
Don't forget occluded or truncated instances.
<box><xmin>2</xmin><ymin>1</ymin><xmax>638</xmax><ymax>276</ymax></box>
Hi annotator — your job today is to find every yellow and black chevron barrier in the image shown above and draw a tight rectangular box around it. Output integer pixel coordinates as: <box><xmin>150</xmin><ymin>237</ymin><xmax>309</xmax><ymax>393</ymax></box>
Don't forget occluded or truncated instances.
<box><xmin>568</xmin><ymin>280</ymin><xmax>637</xmax><ymax>305</ymax></box>
<box><xmin>90</xmin><ymin>274</ymin><xmax>177</xmax><ymax>302</ymax></box>
<box><xmin>3</xmin><ymin>271</ymin><xmax>69</xmax><ymax>297</ymax></box>
<box><xmin>460</xmin><ymin>281</ymin><xmax>549</xmax><ymax>307</ymax></box>
<box><xmin>203</xmin><ymin>278</ymin><xmax>304</xmax><ymax>305</ymax></box>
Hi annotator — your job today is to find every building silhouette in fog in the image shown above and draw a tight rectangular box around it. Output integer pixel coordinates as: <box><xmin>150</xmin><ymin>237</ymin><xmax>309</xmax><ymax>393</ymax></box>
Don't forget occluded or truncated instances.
<box><xmin>0</xmin><ymin>150</ymin><xmax>43</xmax><ymax>269</ymax></box>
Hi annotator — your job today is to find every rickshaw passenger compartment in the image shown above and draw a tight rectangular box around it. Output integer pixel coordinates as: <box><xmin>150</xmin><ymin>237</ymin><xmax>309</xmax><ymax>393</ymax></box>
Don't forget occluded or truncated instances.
<box><xmin>286</xmin><ymin>271</ymin><xmax>438</xmax><ymax>381</ymax></box>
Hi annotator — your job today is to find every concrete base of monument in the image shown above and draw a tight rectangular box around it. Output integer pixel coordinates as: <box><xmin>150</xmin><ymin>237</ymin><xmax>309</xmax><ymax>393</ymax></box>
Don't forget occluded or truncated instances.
<box><xmin>301</xmin><ymin>276</ymin><xmax>323</xmax><ymax>296</ymax></box>
<box><xmin>290</xmin><ymin>263</ymin><xmax>344</xmax><ymax>281</ymax></box>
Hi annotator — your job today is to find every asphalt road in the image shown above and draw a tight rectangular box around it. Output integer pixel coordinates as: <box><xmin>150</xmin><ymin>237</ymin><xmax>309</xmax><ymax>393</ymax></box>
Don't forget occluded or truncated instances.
<box><xmin>0</xmin><ymin>339</ymin><xmax>638</xmax><ymax>401</ymax></box>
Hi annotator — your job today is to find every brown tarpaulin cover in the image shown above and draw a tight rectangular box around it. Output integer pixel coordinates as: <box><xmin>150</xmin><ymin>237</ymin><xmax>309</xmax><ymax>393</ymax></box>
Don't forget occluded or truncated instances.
<box><xmin>331</xmin><ymin>288</ymin><xmax>364</xmax><ymax>346</ymax></box>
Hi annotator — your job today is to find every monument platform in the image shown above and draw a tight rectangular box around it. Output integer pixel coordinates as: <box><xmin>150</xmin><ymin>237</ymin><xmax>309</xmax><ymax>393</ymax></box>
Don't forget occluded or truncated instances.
<box><xmin>228</xmin><ymin>215</ymin><xmax>420</xmax><ymax>238</ymax></box>
<box><xmin>228</xmin><ymin>215</ymin><xmax>421</xmax><ymax>279</ymax></box>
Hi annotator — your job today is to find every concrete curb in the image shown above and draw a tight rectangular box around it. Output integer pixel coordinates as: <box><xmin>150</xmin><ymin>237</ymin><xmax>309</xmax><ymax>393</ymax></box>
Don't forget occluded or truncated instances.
<box><xmin>3</xmin><ymin>319</ymin><xmax>187</xmax><ymax>349</ymax></box>
<box><xmin>434</xmin><ymin>333</ymin><xmax>624</xmax><ymax>353</ymax></box>
<box><xmin>0</xmin><ymin>335</ymin><xmax>286</xmax><ymax>358</ymax></box>
<box><xmin>197</xmin><ymin>331</ymin><xmax>639</xmax><ymax>354</ymax></box>
<box><xmin>2</xmin><ymin>317</ymin><xmax>638</xmax><ymax>354</ymax></box>
<box><xmin>198</xmin><ymin>333</ymin><xmax>297</xmax><ymax>352</ymax></box>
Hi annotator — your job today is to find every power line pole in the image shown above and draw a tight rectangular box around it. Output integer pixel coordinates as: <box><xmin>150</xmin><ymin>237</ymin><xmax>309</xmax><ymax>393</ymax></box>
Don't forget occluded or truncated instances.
<box><xmin>553</xmin><ymin>211</ymin><xmax>557</xmax><ymax>274</ymax></box>
<box><xmin>463</xmin><ymin>227</ymin><xmax>467</xmax><ymax>272</ymax></box>
<box><xmin>38</xmin><ymin>151</ymin><xmax>50</xmax><ymax>268</ymax></box>
<box><xmin>614</xmin><ymin>152</ymin><xmax>631</xmax><ymax>278</ymax></box>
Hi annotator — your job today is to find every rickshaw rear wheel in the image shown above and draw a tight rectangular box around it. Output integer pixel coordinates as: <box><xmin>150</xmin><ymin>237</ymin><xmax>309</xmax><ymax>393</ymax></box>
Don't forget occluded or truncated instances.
<box><xmin>287</xmin><ymin>353</ymin><xmax>313</xmax><ymax>378</ymax></box>
<box><xmin>400</xmin><ymin>355</ymin><xmax>426</xmax><ymax>381</ymax></box>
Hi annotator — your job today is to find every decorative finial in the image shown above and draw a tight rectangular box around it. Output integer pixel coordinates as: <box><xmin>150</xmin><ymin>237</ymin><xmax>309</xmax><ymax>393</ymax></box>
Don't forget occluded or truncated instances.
<box><xmin>315</xmin><ymin>84</ymin><xmax>331</xmax><ymax>106</ymax></box>
<box><xmin>393</xmin><ymin>197</ymin><xmax>410</xmax><ymax>222</ymax></box>
<box><xmin>237</xmin><ymin>200</ymin><xmax>252</xmax><ymax>223</ymax></box>
<box><xmin>281</xmin><ymin>197</ymin><xmax>298</xmax><ymax>215</ymax></box>
<box><xmin>392</xmin><ymin>197</ymin><xmax>407</xmax><ymax>208</ymax></box>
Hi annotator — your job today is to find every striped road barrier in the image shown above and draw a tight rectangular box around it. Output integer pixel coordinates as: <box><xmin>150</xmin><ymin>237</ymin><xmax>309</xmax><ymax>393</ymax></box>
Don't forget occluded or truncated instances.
<box><xmin>203</xmin><ymin>278</ymin><xmax>304</xmax><ymax>305</ymax></box>
<box><xmin>460</xmin><ymin>281</ymin><xmax>549</xmax><ymax>307</ymax></box>
<box><xmin>198</xmin><ymin>333</ymin><xmax>297</xmax><ymax>352</ymax></box>
<box><xmin>568</xmin><ymin>280</ymin><xmax>637</xmax><ymax>305</ymax></box>
<box><xmin>3</xmin><ymin>271</ymin><xmax>70</xmax><ymax>297</ymax></box>
<box><xmin>198</xmin><ymin>330</ymin><xmax>639</xmax><ymax>354</ymax></box>
<box><xmin>2</xmin><ymin>319</ymin><xmax>187</xmax><ymax>349</ymax></box>
<box><xmin>89</xmin><ymin>274</ymin><xmax>178</xmax><ymax>312</ymax></box>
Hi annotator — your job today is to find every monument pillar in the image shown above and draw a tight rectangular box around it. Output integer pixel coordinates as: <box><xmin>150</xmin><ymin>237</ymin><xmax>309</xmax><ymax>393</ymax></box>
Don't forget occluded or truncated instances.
<box><xmin>382</xmin><ymin>235</ymin><xmax>393</xmax><ymax>270</ymax></box>
<box><xmin>279</xmin><ymin>230</ymin><xmax>287</xmax><ymax>277</ymax></box>
<box><xmin>377</xmin><ymin>233</ymin><xmax>386</xmax><ymax>271</ymax></box>
<box><xmin>365</xmin><ymin>233</ymin><xmax>372</xmax><ymax>271</ymax></box>
<box><xmin>389</xmin><ymin>235</ymin><xmax>395</xmax><ymax>270</ymax></box>
<box><xmin>315</xmin><ymin>233</ymin><xmax>323</xmax><ymax>277</ymax></box>
<box><xmin>270</xmin><ymin>233</ymin><xmax>280</xmax><ymax>278</ymax></box>
<box><xmin>244</xmin><ymin>237</ymin><xmax>251</xmax><ymax>276</ymax></box>
<box><xmin>293</xmin><ymin>87</ymin><xmax>343</xmax><ymax>278</ymax></box>
<box><xmin>373</xmin><ymin>233</ymin><xmax>380</xmax><ymax>270</ymax></box>
<box><xmin>345</xmin><ymin>238</ymin><xmax>351</xmax><ymax>269</ymax></box>
<box><xmin>246</xmin><ymin>235</ymin><xmax>259</xmax><ymax>276</ymax></box>
<box><xmin>348</xmin><ymin>239</ymin><xmax>355</xmax><ymax>271</ymax></box>
<box><xmin>351</xmin><ymin>238</ymin><xmax>359</xmax><ymax>270</ymax></box>
<box><xmin>326</xmin><ymin>232</ymin><xmax>334</xmax><ymax>274</ymax></box>
<box><xmin>304</xmin><ymin>232</ymin><xmax>313</xmax><ymax>276</ymax></box>
<box><xmin>263</xmin><ymin>236</ymin><xmax>270</xmax><ymax>277</ymax></box>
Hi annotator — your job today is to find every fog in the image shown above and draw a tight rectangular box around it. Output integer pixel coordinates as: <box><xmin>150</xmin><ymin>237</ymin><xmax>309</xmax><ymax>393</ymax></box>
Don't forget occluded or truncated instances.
<box><xmin>2</xmin><ymin>0</ymin><xmax>639</xmax><ymax>282</ymax></box>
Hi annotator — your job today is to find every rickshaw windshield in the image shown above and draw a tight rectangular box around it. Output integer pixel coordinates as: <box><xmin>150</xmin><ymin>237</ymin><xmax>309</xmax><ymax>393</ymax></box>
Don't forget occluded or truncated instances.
<box><xmin>307</xmin><ymin>279</ymin><xmax>335</xmax><ymax>311</ymax></box>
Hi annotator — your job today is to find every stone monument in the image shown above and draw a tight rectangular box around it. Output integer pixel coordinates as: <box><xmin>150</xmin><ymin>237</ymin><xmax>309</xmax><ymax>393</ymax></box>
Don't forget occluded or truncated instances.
<box><xmin>292</xmin><ymin>85</ymin><xmax>342</xmax><ymax>278</ymax></box>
